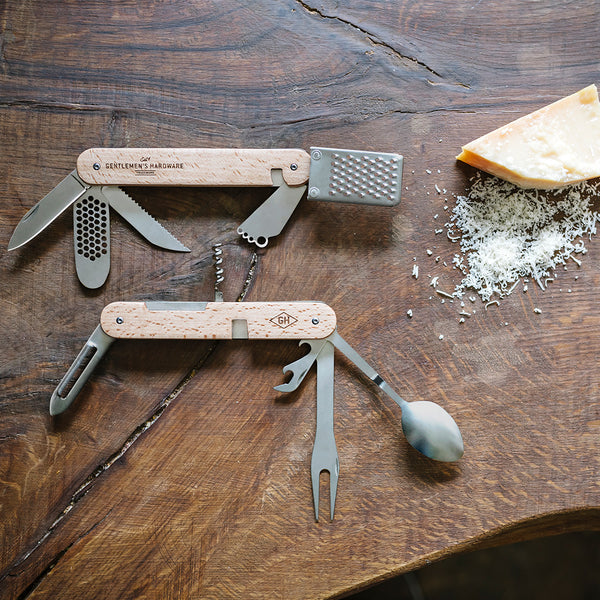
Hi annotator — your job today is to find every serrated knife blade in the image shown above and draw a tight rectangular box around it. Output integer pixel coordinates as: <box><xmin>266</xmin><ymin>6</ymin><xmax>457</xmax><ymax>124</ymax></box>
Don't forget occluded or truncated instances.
<box><xmin>8</xmin><ymin>170</ymin><xmax>89</xmax><ymax>250</ymax></box>
<box><xmin>100</xmin><ymin>186</ymin><xmax>190</xmax><ymax>252</ymax></box>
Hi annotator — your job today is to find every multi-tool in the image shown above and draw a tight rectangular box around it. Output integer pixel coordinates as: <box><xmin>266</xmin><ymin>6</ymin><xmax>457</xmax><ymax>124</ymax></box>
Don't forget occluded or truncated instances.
<box><xmin>8</xmin><ymin>147</ymin><xmax>403</xmax><ymax>288</ymax></box>
<box><xmin>50</xmin><ymin>298</ymin><xmax>463</xmax><ymax>522</ymax></box>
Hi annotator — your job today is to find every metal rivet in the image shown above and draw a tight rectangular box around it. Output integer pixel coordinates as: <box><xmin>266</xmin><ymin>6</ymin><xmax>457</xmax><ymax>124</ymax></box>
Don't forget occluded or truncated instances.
<box><xmin>308</xmin><ymin>187</ymin><xmax>320</xmax><ymax>198</ymax></box>
<box><xmin>93</xmin><ymin>163</ymin><xmax>101</xmax><ymax>170</ymax></box>
<box><xmin>312</xmin><ymin>318</ymin><xmax>319</xmax><ymax>325</ymax></box>
<box><xmin>290</xmin><ymin>163</ymin><xmax>298</xmax><ymax>171</ymax></box>
<box><xmin>116</xmin><ymin>317</ymin><xmax>124</xmax><ymax>324</ymax></box>
<box><xmin>311</xmin><ymin>150</ymin><xmax>322</xmax><ymax>161</ymax></box>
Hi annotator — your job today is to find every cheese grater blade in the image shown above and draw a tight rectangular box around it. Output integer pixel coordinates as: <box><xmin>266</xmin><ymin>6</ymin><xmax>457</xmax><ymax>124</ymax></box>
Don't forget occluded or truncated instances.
<box><xmin>73</xmin><ymin>191</ymin><xmax>111</xmax><ymax>289</ymax></box>
<box><xmin>307</xmin><ymin>147</ymin><xmax>403</xmax><ymax>206</ymax></box>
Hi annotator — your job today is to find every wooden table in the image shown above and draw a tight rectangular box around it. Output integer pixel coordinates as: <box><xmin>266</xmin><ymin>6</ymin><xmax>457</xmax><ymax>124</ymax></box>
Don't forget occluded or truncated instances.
<box><xmin>2</xmin><ymin>2</ymin><xmax>600</xmax><ymax>598</ymax></box>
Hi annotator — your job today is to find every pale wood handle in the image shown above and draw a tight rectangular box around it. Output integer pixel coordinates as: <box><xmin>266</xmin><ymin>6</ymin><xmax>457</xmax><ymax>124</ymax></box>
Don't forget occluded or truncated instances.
<box><xmin>76</xmin><ymin>148</ymin><xmax>311</xmax><ymax>187</ymax></box>
<box><xmin>100</xmin><ymin>301</ymin><xmax>336</xmax><ymax>340</ymax></box>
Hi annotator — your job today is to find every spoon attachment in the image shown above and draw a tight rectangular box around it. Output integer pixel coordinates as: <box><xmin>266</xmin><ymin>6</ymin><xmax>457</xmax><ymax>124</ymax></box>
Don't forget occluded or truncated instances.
<box><xmin>327</xmin><ymin>331</ymin><xmax>464</xmax><ymax>462</ymax></box>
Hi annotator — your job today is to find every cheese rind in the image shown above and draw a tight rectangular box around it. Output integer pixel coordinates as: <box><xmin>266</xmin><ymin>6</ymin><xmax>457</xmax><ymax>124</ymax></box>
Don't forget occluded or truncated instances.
<box><xmin>457</xmin><ymin>85</ymin><xmax>600</xmax><ymax>189</ymax></box>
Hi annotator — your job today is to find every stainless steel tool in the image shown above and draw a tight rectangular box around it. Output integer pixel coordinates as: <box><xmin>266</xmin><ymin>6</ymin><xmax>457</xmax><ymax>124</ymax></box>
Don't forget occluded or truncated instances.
<box><xmin>75</xmin><ymin>146</ymin><xmax>402</xmax><ymax>247</ymax></box>
<box><xmin>274</xmin><ymin>330</ymin><xmax>463</xmax><ymax>520</ymax></box>
<box><xmin>8</xmin><ymin>170</ymin><xmax>189</xmax><ymax>288</ymax></box>
<box><xmin>49</xmin><ymin>299</ymin><xmax>462</xmax><ymax>521</ymax></box>
<box><xmin>10</xmin><ymin>147</ymin><xmax>401</xmax><ymax>285</ymax></box>
<box><xmin>276</xmin><ymin>331</ymin><xmax>464</xmax><ymax>460</ymax></box>
<box><xmin>49</xmin><ymin>300</ymin><xmax>337</xmax><ymax>416</ymax></box>
<box><xmin>311</xmin><ymin>340</ymin><xmax>339</xmax><ymax>522</ymax></box>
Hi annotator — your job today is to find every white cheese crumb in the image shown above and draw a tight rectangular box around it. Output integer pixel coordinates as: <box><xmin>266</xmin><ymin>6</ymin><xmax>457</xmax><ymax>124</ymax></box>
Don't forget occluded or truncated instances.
<box><xmin>407</xmin><ymin>309</ymin><xmax>413</xmax><ymax>318</ymax></box>
<box><xmin>412</xmin><ymin>264</ymin><xmax>419</xmax><ymax>279</ymax></box>
<box><xmin>534</xmin><ymin>307</ymin><xmax>542</xmax><ymax>314</ymax></box>
<box><xmin>438</xmin><ymin>334</ymin><xmax>444</xmax><ymax>340</ymax></box>
<box><xmin>446</xmin><ymin>175</ymin><xmax>600</xmax><ymax>302</ymax></box>
<box><xmin>436</xmin><ymin>289</ymin><xmax>454</xmax><ymax>299</ymax></box>
<box><xmin>430</xmin><ymin>276</ymin><xmax>439</xmax><ymax>288</ymax></box>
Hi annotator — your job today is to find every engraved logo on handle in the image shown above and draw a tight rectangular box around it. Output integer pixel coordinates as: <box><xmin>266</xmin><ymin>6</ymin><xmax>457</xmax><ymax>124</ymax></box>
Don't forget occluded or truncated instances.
<box><xmin>99</xmin><ymin>156</ymin><xmax>185</xmax><ymax>177</ymax></box>
<box><xmin>270</xmin><ymin>312</ymin><xmax>298</xmax><ymax>329</ymax></box>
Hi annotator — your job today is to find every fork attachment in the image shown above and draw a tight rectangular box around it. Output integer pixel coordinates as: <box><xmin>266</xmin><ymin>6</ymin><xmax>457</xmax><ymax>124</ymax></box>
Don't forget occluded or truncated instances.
<box><xmin>311</xmin><ymin>341</ymin><xmax>339</xmax><ymax>521</ymax></box>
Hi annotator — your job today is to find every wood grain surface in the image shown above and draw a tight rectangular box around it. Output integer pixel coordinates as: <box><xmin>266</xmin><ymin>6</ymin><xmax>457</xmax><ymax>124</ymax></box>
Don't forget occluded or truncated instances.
<box><xmin>1</xmin><ymin>1</ymin><xmax>600</xmax><ymax>599</ymax></box>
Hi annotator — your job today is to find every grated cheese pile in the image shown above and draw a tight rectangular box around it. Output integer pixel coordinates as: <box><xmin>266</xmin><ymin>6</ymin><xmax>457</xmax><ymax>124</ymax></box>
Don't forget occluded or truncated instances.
<box><xmin>446</xmin><ymin>174</ymin><xmax>600</xmax><ymax>301</ymax></box>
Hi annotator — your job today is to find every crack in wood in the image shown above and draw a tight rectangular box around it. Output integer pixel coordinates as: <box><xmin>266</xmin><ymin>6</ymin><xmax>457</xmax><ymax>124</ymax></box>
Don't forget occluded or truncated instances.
<box><xmin>16</xmin><ymin>511</ymin><xmax>112</xmax><ymax>600</ymax></box>
<box><xmin>3</xmin><ymin>247</ymin><xmax>261</xmax><ymax>594</ymax></box>
<box><xmin>294</xmin><ymin>0</ymin><xmax>470</xmax><ymax>89</ymax></box>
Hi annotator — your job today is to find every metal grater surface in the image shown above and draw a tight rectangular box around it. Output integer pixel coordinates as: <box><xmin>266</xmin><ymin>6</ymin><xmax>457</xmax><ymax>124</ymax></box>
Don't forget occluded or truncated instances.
<box><xmin>307</xmin><ymin>147</ymin><xmax>403</xmax><ymax>206</ymax></box>
<box><xmin>73</xmin><ymin>193</ymin><xmax>110</xmax><ymax>288</ymax></box>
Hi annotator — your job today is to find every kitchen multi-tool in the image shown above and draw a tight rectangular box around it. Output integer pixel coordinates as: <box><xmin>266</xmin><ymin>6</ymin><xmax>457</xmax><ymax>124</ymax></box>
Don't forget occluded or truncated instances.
<box><xmin>49</xmin><ymin>300</ymin><xmax>463</xmax><ymax>522</ymax></box>
<box><xmin>8</xmin><ymin>170</ymin><xmax>190</xmax><ymax>289</ymax></box>
<box><xmin>9</xmin><ymin>147</ymin><xmax>402</xmax><ymax>287</ymax></box>
<box><xmin>274</xmin><ymin>332</ymin><xmax>464</xmax><ymax>520</ymax></box>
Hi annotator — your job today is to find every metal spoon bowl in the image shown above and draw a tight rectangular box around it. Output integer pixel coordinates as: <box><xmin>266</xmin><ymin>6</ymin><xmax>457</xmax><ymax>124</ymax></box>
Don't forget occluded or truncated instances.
<box><xmin>330</xmin><ymin>331</ymin><xmax>464</xmax><ymax>463</ymax></box>
<box><xmin>400</xmin><ymin>400</ymin><xmax>464</xmax><ymax>462</ymax></box>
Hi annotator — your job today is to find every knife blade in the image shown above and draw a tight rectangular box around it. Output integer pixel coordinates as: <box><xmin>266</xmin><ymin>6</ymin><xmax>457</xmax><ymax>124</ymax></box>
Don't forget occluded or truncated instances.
<box><xmin>101</xmin><ymin>186</ymin><xmax>190</xmax><ymax>252</ymax></box>
<box><xmin>8</xmin><ymin>170</ymin><xmax>89</xmax><ymax>250</ymax></box>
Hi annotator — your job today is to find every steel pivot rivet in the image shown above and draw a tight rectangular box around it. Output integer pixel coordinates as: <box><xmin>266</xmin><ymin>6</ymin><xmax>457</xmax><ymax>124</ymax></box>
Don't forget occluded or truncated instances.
<box><xmin>290</xmin><ymin>163</ymin><xmax>298</xmax><ymax>171</ymax></box>
<box><xmin>116</xmin><ymin>317</ymin><xmax>124</xmax><ymax>324</ymax></box>
<box><xmin>93</xmin><ymin>163</ymin><xmax>101</xmax><ymax>170</ymax></box>
<box><xmin>308</xmin><ymin>187</ymin><xmax>320</xmax><ymax>198</ymax></box>
<box><xmin>312</xmin><ymin>318</ymin><xmax>319</xmax><ymax>325</ymax></box>
<box><xmin>311</xmin><ymin>150</ymin><xmax>322</xmax><ymax>161</ymax></box>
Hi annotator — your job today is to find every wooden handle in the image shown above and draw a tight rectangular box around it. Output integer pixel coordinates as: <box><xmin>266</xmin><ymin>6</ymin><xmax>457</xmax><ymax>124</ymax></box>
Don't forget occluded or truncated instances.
<box><xmin>100</xmin><ymin>301</ymin><xmax>336</xmax><ymax>340</ymax></box>
<box><xmin>76</xmin><ymin>148</ymin><xmax>311</xmax><ymax>187</ymax></box>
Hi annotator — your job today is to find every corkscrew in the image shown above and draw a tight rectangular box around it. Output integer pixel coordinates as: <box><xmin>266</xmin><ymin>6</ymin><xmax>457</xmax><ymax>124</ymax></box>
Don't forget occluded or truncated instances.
<box><xmin>213</xmin><ymin>242</ymin><xmax>225</xmax><ymax>302</ymax></box>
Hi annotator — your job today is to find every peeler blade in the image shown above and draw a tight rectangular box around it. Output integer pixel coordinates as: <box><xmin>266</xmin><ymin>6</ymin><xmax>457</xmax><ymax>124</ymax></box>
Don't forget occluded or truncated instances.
<box><xmin>50</xmin><ymin>324</ymin><xmax>115</xmax><ymax>415</ymax></box>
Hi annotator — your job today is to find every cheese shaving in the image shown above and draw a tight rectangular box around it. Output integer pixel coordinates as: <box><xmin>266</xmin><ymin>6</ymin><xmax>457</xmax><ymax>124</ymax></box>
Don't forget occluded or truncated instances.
<box><xmin>446</xmin><ymin>174</ymin><xmax>600</xmax><ymax>302</ymax></box>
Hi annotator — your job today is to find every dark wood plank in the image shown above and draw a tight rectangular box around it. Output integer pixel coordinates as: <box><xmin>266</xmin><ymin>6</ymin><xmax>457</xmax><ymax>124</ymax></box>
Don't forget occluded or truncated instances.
<box><xmin>2</xmin><ymin>1</ymin><xmax>600</xmax><ymax>598</ymax></box>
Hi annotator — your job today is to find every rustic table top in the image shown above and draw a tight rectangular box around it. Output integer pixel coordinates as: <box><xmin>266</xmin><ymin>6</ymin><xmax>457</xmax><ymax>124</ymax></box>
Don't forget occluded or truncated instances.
<box><xmin>2</xmin><ymin>1</ymin><xmax>600</xmax><ymax>598</ymax></box>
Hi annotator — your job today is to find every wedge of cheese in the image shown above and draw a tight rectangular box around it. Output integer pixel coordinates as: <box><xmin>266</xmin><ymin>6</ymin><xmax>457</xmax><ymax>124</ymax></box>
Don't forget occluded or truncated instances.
<box><xmin>457</xmin><ymin>84</ymin><xmax>600</xmax><ymax>189</ymax></box>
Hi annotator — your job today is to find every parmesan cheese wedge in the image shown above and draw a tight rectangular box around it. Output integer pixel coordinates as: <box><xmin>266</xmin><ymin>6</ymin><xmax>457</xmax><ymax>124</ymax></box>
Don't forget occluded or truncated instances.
<box><xmin>457</xmin><ymin>85</ymin><xmax>600</xmax><ymax>189</ymax></box>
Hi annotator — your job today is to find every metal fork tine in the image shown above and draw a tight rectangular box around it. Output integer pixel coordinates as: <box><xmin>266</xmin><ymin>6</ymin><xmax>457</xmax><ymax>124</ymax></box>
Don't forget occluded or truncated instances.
<box><xmin>311</xmin><ymin>341</ymin><xmax>339</xmax><ymax>521</ymax></box>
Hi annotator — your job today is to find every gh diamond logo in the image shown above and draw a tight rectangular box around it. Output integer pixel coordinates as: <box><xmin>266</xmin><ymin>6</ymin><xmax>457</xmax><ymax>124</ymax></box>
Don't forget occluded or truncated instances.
<box><xmin>270</xmin><ymin>312</ymin><xmax>297</xmax><ymax>329</ymax></box>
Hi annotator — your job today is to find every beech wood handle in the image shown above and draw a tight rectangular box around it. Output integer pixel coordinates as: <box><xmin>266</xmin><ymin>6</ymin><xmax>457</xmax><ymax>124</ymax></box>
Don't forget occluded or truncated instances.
<box><xmin>100</xmin><ymin>301</ymin><xmax>336</xmax><ymax>340</ymax></box>
<box><xmin>76</xmin><ymin>148</ymin><xmax>311</xmax><ymax>187</ymax></box>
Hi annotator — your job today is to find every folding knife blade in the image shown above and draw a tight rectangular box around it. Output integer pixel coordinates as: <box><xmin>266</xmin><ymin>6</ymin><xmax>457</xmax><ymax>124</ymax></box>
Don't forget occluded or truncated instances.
<box><xmin>101</xmin><ymin>186</ymin><xmax>190</xmax><ymax>252</ymax></box>
<box><xmin>8</xmin><ymin>170</ymin><xmax>89</xmax><ymax>250</ymax></box>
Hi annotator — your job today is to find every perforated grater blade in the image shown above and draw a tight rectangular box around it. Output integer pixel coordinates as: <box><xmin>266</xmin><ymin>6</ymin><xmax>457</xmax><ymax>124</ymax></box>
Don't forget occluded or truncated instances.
<box><xmin>73</xmin><ymin>192</ymin><xmax>110</xmax><ymax>289</ymax></box>
<box><xmin>307</xmin><ymin>147</ymin><xmax>403</xmax><ymax>206</ymax></box>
